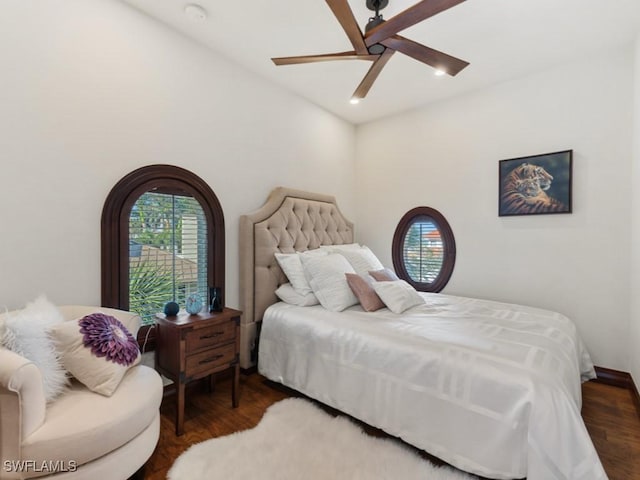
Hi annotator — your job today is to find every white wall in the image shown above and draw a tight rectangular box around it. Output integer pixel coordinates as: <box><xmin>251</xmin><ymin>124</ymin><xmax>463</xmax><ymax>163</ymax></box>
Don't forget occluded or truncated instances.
<box><xmin>0</xmin><ymin>0</ymin><xmax>355</xmax><ymax>311</ymax></box>
<box><xmin>1</xmin><ymin>0</ymin><xmax>636</xmax><ymax>374</ymax></box>
<box><xmin>355</xmin><ymin>48</ymin><xmax>634</xmax><ymax>369</ymax></box>
<box><xmin>631</xmin><ymin>35</ymin><xmax>640</xmax><ymax>384</ymax></box>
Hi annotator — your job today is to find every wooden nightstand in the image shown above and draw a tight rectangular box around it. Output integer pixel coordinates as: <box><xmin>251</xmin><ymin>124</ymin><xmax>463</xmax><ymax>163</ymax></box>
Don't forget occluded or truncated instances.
<box><xmin>155</xmin><ymin>308</ymin><xmax>241</xmax><ymax>435</ymax></box>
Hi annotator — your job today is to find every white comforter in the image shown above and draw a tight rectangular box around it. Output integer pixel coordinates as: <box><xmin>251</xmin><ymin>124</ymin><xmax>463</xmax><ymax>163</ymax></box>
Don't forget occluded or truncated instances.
<box><xmin>258</xmin><ymin>293</ymin><xmax>607</xmax><ymax>480</ymax></box>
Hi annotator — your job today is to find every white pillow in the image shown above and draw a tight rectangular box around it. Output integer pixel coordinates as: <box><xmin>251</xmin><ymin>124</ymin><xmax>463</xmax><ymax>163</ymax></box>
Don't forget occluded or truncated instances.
<box><xmin>372</xmin><ymin>280</ymin><xmax>425</xmax><ymax>314</ymax></box>
<box><xmin>333</xmin><ymin>246</ymin><xmax>384</xmax><ymax>276</ymax></box>
<box><xmin>0</xmin><ymin>296</ymin><xmax>69</xmax><ymax>402</ymax></box>
<box><xmin>50</xmin><ymin>312</ymin><xmax>141</xmax><ymax>397</ymax></box>
<box><xmin>275</xmin><ymin>249</ymin><xmax>328</xmax><ymax>296</ymax></box>
<box><xmin>275</xmin><ymin>283</ymin><xmax>320</xmax><ymax>307</ymax></box>
<box><xmin>300</xmin><ymin>253</ymin><xmax>358</xmax><ymax>312</ymax></box>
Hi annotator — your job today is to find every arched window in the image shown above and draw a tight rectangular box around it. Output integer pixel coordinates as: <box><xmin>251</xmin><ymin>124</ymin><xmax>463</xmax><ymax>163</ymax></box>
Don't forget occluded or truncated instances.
<box><xmin>392</xmin><ymin>207</ymin><xmax>455</xmax><ymax>293</ymax></box>
<box><xmin>101</xmin><ymin>165</ymin><xmax>224</xmax><ymax>327</ymax></box>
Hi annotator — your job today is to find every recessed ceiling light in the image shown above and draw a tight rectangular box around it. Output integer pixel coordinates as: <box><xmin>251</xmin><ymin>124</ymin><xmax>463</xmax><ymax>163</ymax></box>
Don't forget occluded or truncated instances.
<box><xmin>350</xmin><ymin>98</ymin><xmax>360</xmax><ymax>105</ymax></box>
<box><xmin>434</xmin><ymin>69</ymin><xmax>446</xmax><ymax>77</ymax></box>
<box><xmin>184</xmin><ymin>4</ymin><xmax>208</xmax><ymax>21</ymax></box>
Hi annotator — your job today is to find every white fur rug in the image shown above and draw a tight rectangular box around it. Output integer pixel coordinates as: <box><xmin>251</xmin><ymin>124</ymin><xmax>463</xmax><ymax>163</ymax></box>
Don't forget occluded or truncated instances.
<box><xmin>168</xmin><ymin>398</ymin><xmax>476</xmax><ymax>480</ymax></box>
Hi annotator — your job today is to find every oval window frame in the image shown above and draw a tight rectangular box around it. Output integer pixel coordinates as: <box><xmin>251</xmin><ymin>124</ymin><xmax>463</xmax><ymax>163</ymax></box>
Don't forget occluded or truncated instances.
<box><xmin>392</xmin><ymin>206</ymin><xmax>456</xmax><ymax>293</ymax></box>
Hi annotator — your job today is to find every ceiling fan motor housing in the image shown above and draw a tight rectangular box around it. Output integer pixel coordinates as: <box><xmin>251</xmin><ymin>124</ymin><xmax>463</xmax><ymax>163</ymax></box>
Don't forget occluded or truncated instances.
<box><xmin>366</xmin><ymin>0</ymin><xmax>389</xmax><ymax>11</ymax></box>
<box><xmin>365</xmin><ymin>15</ymin><xmax>386</xmax><ymax>54</ymax></box>
<box><xmin>368</xmin><ymin>43</ymin><xmax>386</xmax><ymax>54</ymax></box>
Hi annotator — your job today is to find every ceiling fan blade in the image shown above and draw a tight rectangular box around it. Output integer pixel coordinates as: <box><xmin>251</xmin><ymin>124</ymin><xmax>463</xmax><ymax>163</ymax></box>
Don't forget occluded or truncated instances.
<box><xmin>365</xmin><ymin>0</ymin><xmax>467</xmax><ymax>46</ymax></box>
<box><xmin>326</xmin><ymin>0</ymin><xmax>369</xmax><ymax>55</ymax></box>
<box><xmin>352</xmin><ymin>49</ymin><xmax>395</xmax><ymax>100</ymax></box>
<box><xmin>272</xmin><ymin>51</ymin><xmax>378</xmax><ymax>66</ymax></box>
<box><xmin>381</xmin><ymin>35</ymin><xmax>469</xmax><ymax>75</ymax></box>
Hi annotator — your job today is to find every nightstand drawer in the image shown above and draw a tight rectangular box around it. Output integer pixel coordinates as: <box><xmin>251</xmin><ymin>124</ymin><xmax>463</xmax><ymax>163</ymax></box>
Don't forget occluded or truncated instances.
<box><xmin>185</xmin><ymin>343</ymin><xmax>236</xmax><ymax>377</ymax></box>
<box><xmin>185</xmin><ymin>321</ymin><xmax>235</xmax><ymax>353</ymax></box>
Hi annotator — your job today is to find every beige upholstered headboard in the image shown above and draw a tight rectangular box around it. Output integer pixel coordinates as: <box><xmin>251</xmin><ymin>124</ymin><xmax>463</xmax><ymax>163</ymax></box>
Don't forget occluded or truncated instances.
<box><xmin>238</xmin><ymin>187</ymin><xmax>354</xmax><ymax>368</ymax></box>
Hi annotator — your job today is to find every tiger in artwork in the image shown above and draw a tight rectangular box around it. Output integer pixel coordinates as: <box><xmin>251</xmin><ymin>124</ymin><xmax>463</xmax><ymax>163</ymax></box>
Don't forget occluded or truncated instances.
<box><xmin>514</xmin><ymin>177</ymin><xmax>540</xmax><ymax>198</ymax></box>
<box><xmin>500</xmin><ymin>163</ymin><xmax>567</xmax><ymax>215</ymax></box>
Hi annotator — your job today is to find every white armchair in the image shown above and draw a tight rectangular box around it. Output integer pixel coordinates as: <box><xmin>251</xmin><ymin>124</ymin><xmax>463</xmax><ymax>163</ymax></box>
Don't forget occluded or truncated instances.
<box><xmin>0</xmin><ymin>306</ymin><xmax>163</xmax><ymax>480</ymax></box>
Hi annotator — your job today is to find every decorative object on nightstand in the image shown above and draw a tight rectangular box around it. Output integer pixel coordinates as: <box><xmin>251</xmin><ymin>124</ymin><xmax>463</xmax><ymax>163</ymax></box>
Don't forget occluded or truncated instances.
<box><xmin>185</xmin><ymin>294</ymin><xmax>203</xmax><ymax>315</ymax></box>
<box><xmin>164</xmin><ymin>301</ymin><xmax>180</xmax><ymax>316</ymax></box>
<box><xmin>155</xmin><ymin>308</ymin><xmax>241</xmax><ymax>436</ymax></box>
<box><xmin>209</xmin><ymin>286</ymin><xmax>222</xmax><ymax>312</ymax></box>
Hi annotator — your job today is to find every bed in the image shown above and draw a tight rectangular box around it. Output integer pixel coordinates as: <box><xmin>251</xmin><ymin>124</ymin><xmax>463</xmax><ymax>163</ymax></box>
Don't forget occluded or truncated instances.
<box><xmin>239</xmin><ymin>187</ymin><xmax>607</xmax><ymax>480</ymax></box>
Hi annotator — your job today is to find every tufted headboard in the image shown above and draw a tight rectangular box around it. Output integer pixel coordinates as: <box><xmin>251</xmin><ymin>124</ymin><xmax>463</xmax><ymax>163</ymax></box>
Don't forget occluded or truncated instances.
<box><xmin>238</xmin><ymin>187</ymin><xmax>354</xmax><ymax>368</ymax></box>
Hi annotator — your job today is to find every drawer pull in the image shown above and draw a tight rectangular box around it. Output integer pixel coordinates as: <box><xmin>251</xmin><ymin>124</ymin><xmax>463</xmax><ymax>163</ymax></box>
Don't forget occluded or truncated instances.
<box><xmin>200</xmin><ymin>332</ymin><xmax>223</xmax><ymax>340</ymax></box>
<box><xmin>199</xmin><ymin>354</ymin><xmax>224</xmax><ymax>364</ymax></box>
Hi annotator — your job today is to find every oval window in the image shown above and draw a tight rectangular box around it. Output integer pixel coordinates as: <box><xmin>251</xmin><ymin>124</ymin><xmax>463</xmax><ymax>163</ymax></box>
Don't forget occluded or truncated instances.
<box><xmin>392</xmin><ymin>207</ymin><xmax>456</xmax><ymax>292</ymax></box>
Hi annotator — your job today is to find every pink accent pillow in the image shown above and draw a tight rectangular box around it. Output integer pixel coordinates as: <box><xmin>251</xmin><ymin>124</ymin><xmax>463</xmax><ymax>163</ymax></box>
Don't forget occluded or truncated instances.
<box><xmin>345</xmin><ymin>273</ymin><xmax>385</xmax><ymax>312</ymax></box>
<box><xmin>369</xmin><ymin>268</ymin><xmax>399</xmax><ymax>282</ymax></box>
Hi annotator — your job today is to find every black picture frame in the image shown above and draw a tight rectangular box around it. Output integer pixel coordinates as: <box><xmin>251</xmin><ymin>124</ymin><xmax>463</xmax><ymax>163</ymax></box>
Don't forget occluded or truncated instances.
<box><xmin>498</xmin><ymin>150</ymin><xmax>572</xmax><ymax>217</ymax></box>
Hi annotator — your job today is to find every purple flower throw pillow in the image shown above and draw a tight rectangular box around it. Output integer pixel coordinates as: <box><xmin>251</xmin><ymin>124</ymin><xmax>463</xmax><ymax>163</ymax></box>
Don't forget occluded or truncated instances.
<box><xmin>79</xmin><ymin>313</ymin><xmax>139</xmax><ymax>366</ymax></box>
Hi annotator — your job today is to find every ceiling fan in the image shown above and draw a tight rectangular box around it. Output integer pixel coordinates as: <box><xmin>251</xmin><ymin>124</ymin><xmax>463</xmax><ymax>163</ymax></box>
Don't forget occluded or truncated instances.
<box><xmin>272</xmin><ymin>0</ymin><xmax>469</xmax><ymax>102</ymax></box>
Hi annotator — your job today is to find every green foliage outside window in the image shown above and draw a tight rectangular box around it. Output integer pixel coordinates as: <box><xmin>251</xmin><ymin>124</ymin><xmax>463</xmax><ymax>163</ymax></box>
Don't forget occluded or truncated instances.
<box><xmin>129</xmin><ymin>262</ymin><xmax>175</xmax><ymax>324</ymax></box>
<box><xmin>130</xmin><ymin>193</ymin><xmax>189</xmax><ymax>252</ymax></box>
<box><xmin>129</xmin><ymin>192</ymin><xmax>208</xmax><ymax>325</ymax></box>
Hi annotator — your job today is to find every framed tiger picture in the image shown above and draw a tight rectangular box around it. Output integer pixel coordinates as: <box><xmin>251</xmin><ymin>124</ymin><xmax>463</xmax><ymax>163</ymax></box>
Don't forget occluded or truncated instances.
<box><xmin>498</xmin><ymin>150</ymin><xmax>572</xmax><ymax>216</ymax></box>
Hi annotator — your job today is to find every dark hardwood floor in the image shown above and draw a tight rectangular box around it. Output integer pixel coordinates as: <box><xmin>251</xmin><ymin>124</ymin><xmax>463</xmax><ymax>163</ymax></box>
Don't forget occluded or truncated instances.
<box><xmin>582</xmin><ymin>381</ymin><xmax>640</xmax><ymax>479</ymax></box>
<box><xmin>145</xmin><ymin>374</ymin><xmax>640</xmax><ymax>480</ymax></box>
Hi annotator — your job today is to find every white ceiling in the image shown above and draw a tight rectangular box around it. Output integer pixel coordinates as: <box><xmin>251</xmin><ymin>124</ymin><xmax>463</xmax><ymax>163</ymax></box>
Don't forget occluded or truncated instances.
<box><xmin>120</xmin><ymin>0</ymin><xmax>640</xmax><ymax>124</ymax></box>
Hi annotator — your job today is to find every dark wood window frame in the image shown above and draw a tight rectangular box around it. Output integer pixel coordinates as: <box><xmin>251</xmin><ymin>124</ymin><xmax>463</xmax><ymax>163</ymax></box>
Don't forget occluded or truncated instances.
<box><xmin>392</xmin><ymin>206</ymin><xmax>456</xmax><ymax>293</ymax></box>
<box><xmin>101</xmin><ymin>164</ymin><xmax>225</xmax><ymax>349</ymax></box>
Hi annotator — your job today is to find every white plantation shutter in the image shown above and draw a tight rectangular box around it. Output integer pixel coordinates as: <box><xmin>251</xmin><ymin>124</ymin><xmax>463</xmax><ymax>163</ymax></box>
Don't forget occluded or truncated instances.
<box><xmin>392</xmin><ymin>207</ymin><xmax>456</xmax><ymax>293</ymax></box>
<box><xmin>402</xmin><ymin>220</ymin><xmax>444</xmax><ymax>284</ymax></box>
<box><xmin>129</xmin><ymin>192</ymin><xmax>208</xmax><ymax>324</ymax></box>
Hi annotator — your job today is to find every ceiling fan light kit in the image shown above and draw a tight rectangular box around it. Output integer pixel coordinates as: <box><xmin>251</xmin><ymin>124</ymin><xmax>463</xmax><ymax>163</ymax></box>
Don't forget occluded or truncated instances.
<box><xmin>272</xmin><ymin>0</ymin><xmax>469</xmax><ymax>101</ymax></box>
